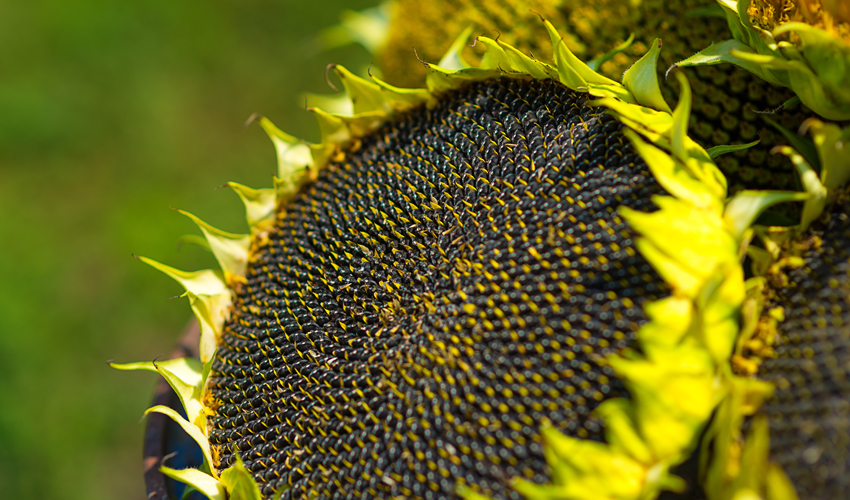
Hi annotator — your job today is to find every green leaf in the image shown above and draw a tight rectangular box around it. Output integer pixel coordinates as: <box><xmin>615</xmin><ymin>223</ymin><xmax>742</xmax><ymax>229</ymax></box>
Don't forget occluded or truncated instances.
<box><xmin>762</xmin><ymin>116</ymin><xmax>820</xmax><ymax>172</ymax></box>
<box><xmin>773</xmin><ymin>145</ymin><xmax>827</xmax><ymax>230</ymax></box>
<box><xmin>675</xmin><ymin>39</ymin><xmax>782</xmax><ymax>86</ymax></box>
<box><xmin>587</xmin><ymin>33</ymin><xmax>635</xmax><ymax>71</ymax></box>
<box><xmin>706</xmin><ymin>140</ymin><xmax>760</xmax><ymax>158</ymax></box>
<box><xmin>800</xmin><ymin>119</ymin><xmax>850</xmax><ymax>191</ymax></box>
<box><xmin>724</xmin><ymin>190</ymin><xmax>810</xmax><ymax>238</ymax></box>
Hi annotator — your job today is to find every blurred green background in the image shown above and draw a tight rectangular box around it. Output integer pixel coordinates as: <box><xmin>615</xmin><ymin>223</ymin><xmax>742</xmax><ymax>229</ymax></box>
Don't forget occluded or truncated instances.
<box><xmin>0</xmin><ymin>1</ymin><xmax>379</xmax><ymax>498</ymax></box>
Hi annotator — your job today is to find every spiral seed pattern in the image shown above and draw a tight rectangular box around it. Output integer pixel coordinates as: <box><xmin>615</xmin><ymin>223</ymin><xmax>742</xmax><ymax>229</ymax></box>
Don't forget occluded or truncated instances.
<box><xmin>378</xmin><ymin>0</ymin><xmax>809</xmax><ymax>201</ymax></box>
<box><xmin>206</xmin><ymin>77</ymin><xmax>669</xmax><ymax>499</ymax></box>
<box><xmin>758</xmin><ymin>198</ymin><xmax>850</xmax><ymax>500</ymax></box>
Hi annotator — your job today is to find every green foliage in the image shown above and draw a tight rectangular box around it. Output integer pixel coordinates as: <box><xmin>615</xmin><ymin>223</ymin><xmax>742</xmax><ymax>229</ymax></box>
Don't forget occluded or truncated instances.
<box><xmin>0</xmin><ymin>0</ymin><xmax>377</xmax><ymax>498</ymax></box>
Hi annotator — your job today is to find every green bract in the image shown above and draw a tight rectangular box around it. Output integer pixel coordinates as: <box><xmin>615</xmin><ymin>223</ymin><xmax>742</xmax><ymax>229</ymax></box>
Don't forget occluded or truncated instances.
<box><xmin>115</xmin><ymin>19</ymin><xmax>811</xmax><ymax>500</ymax></box>
<box><xmin>698</xmin><ymin>118</ymin><xmax>850</xmax><ymax>500</ymax></box>
<box><xmin>676</xmin><ymin>0</ymin><xmax>850</xmax><ymax>120</ymax></box>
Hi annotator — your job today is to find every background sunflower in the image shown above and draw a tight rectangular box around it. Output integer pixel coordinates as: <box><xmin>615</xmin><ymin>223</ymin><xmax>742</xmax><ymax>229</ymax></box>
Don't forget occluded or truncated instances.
<box><xmin>0</xmin><ymin>0</ymin><xmax>380</xmax><ymax>498</ymax></box>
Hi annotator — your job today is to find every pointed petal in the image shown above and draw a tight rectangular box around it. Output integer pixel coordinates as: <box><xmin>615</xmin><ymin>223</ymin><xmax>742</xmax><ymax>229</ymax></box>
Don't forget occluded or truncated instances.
<box><xmin>256</xmin><ymin>117</ymin><xmax>313</xmax><ymax>199</ymax></box>
<box><xmin>639</xmin><ymin>295</ymin><xmax>693</xmax><ymax>346</ymax></box>
<box><xmin>186</xmin><ymin>291</ymin><xmax>230</xmax><ymax>363</ymax></box>
<box><xmin>309</xmin><ymin>107</ymin><xmax>350</xmax><ymax>145</ymax></box>
<box><xmin>595</xmin><ymin>399</ymin><xmax>653</xmax><ymax>463</ymax></box>
<box><xmin>631</xmin><ymin>236</ymin><xmax>701</xmax><ymax>296</ymax></box>
<box><xmin>514</xmin><ymin>425</ymin><xmax>647</xmax><ymax>499</ymax></box>
<box><xmin>301</xmin><ymin>90</ymin><xmax>353</xmax><ymax>116</ymax></box>
<box><xmin>621</xmin><ymin>129</ymin><xmax>721</xmax><ymax>211</ymax></box>
<box><xmin>110</xmin><ymin>357</ymin><xmax>201</xmax><ymax>382</ymax></box>
<box><xmin>336</xmin><ymin>111</ymin><xmax>387</xmax><ymax>138</ymax></box>
<box><xmin>368</xmin><ymin>74</ymin><xmax>430</xmax><ymax>111</ymax></box>
<box><xmin>609</xmin><ymin>344</ymin><xmax>716</xmax><ymax>458</ymax></box>
<box><xmin>585</xmin><ymin>82</ymin><xmax>637</xmax><ymax>102</ymax></box>
<box><xmin>220</xmin><ymin>455</ymin><xmax>264</xmax><ymax>500</ymax></box>
<box><xmin>670</xmin><ymin>72</ymin><xmax>691</xmax><ymax>162</ymax></box>
<box><xmin>227</xmin><ymin>182</ymin><xmax>277</xmax><ymax>232</ymax></box>
<box><xmin>159</xmin><ymin>466</ymin><xmax>225</xmax><ymax>500</ymax></box>
<box><xmin>145</xmin><ymin>405</ymin><xmax>214</xmax><ymax>474</ymax></box>
<box><xmin>332</xmin><ymin>65</ymin><xmax>388</xmax><ymax>115</ymax></box>
<box><xmin>544</xmin><ymin>19</ymin><xmax>619</xmax><ymax>89</ymax></box>
<box><xmin>111</xmin><ymin>358</ymin><xmax>206</xmax><ymax>425</ymax></box>
<box><xmin>594</xmin><ymin>96</ymin><xmax>673</xmax><ymax>138</ymax></box>
<box><xmin>765</xmin><ymin>463</ymin><xmax>801</xmax><ymax>500</ymax></box>
<box><xmin>623</xmin><ymin>39</ymin><xmax>671</xmax><ymax>113</ymax></box>
<box><xmin>134</xmin><ymin>259</ymin><xmax>230</xmax><ymax>363</ymax></box>
<box><xmin>498</xmin><ymin>41</ymin><xmax>555</xmax><ymax>80</ymax></box>
<box><xmin>476</xmin><ymin>36</ymin><xmax>510</xmax><ymax>71</ymax></box>
<box><xmin>423</xmin><ymin>63</ymin><xmax>500</xmax><ymax>94</ymax></box>
<box><xmin>137</xmin><ymin>257</ymin><xmax>228</xmax><ymax>297</ymax></box>
<box><xmin>305</xmin><ymin>143</ymin><xmax>339</xmax><ymax>177</ymax></box>
<box><xmin>438</xmin><ymin>26</ymin><xmax>474</xmax><ymax>71</ymax></box>
<box><xmin>178</xmin><ymin>210</ymin><xmax>251</xmax><ymax>284</ymax></box>
<box><xmin>622</xmin><ymin>200</ymin><xmax>737</xmax><ymax>298</ymax></box>
<box><xmin>633</xmin><ymin>196</ymin><xmax>737</xmax><ymax>272</ymax></box>
<box><xmin>701</xmin><ymin>377</ymin><xmax>776</xmax><ymax>500</ymax></box>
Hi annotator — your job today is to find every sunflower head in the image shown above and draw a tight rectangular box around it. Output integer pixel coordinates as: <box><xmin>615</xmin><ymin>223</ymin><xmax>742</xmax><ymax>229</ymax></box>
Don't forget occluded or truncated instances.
<box><xmin>114</xmin><ymin>10</ymin><xmax>850</xmax><ymax>500</ymax></box>
<box><xmin>677</xmin><ymin>0</ymin><xmax>850</xmax><ymax>120</ymax></box>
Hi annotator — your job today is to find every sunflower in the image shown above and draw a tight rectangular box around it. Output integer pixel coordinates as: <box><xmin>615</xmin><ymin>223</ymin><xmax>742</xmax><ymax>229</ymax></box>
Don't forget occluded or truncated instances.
<box><xmin>115</xmin><ymin>3</ymin><xmax>850</xmax><ymax>500</ymax></box>
<box><xmin>377</xmin><ymin>0</ymin><xmax>816</xmax><ymax>202</ymax></box>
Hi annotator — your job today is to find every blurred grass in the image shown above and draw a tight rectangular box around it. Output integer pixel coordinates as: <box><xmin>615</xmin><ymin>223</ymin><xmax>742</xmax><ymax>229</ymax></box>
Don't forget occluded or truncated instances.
<box><xmin>0</xmin><ymin>0</ymin><xmax>379</xmax><ymax>498</ymax></box>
